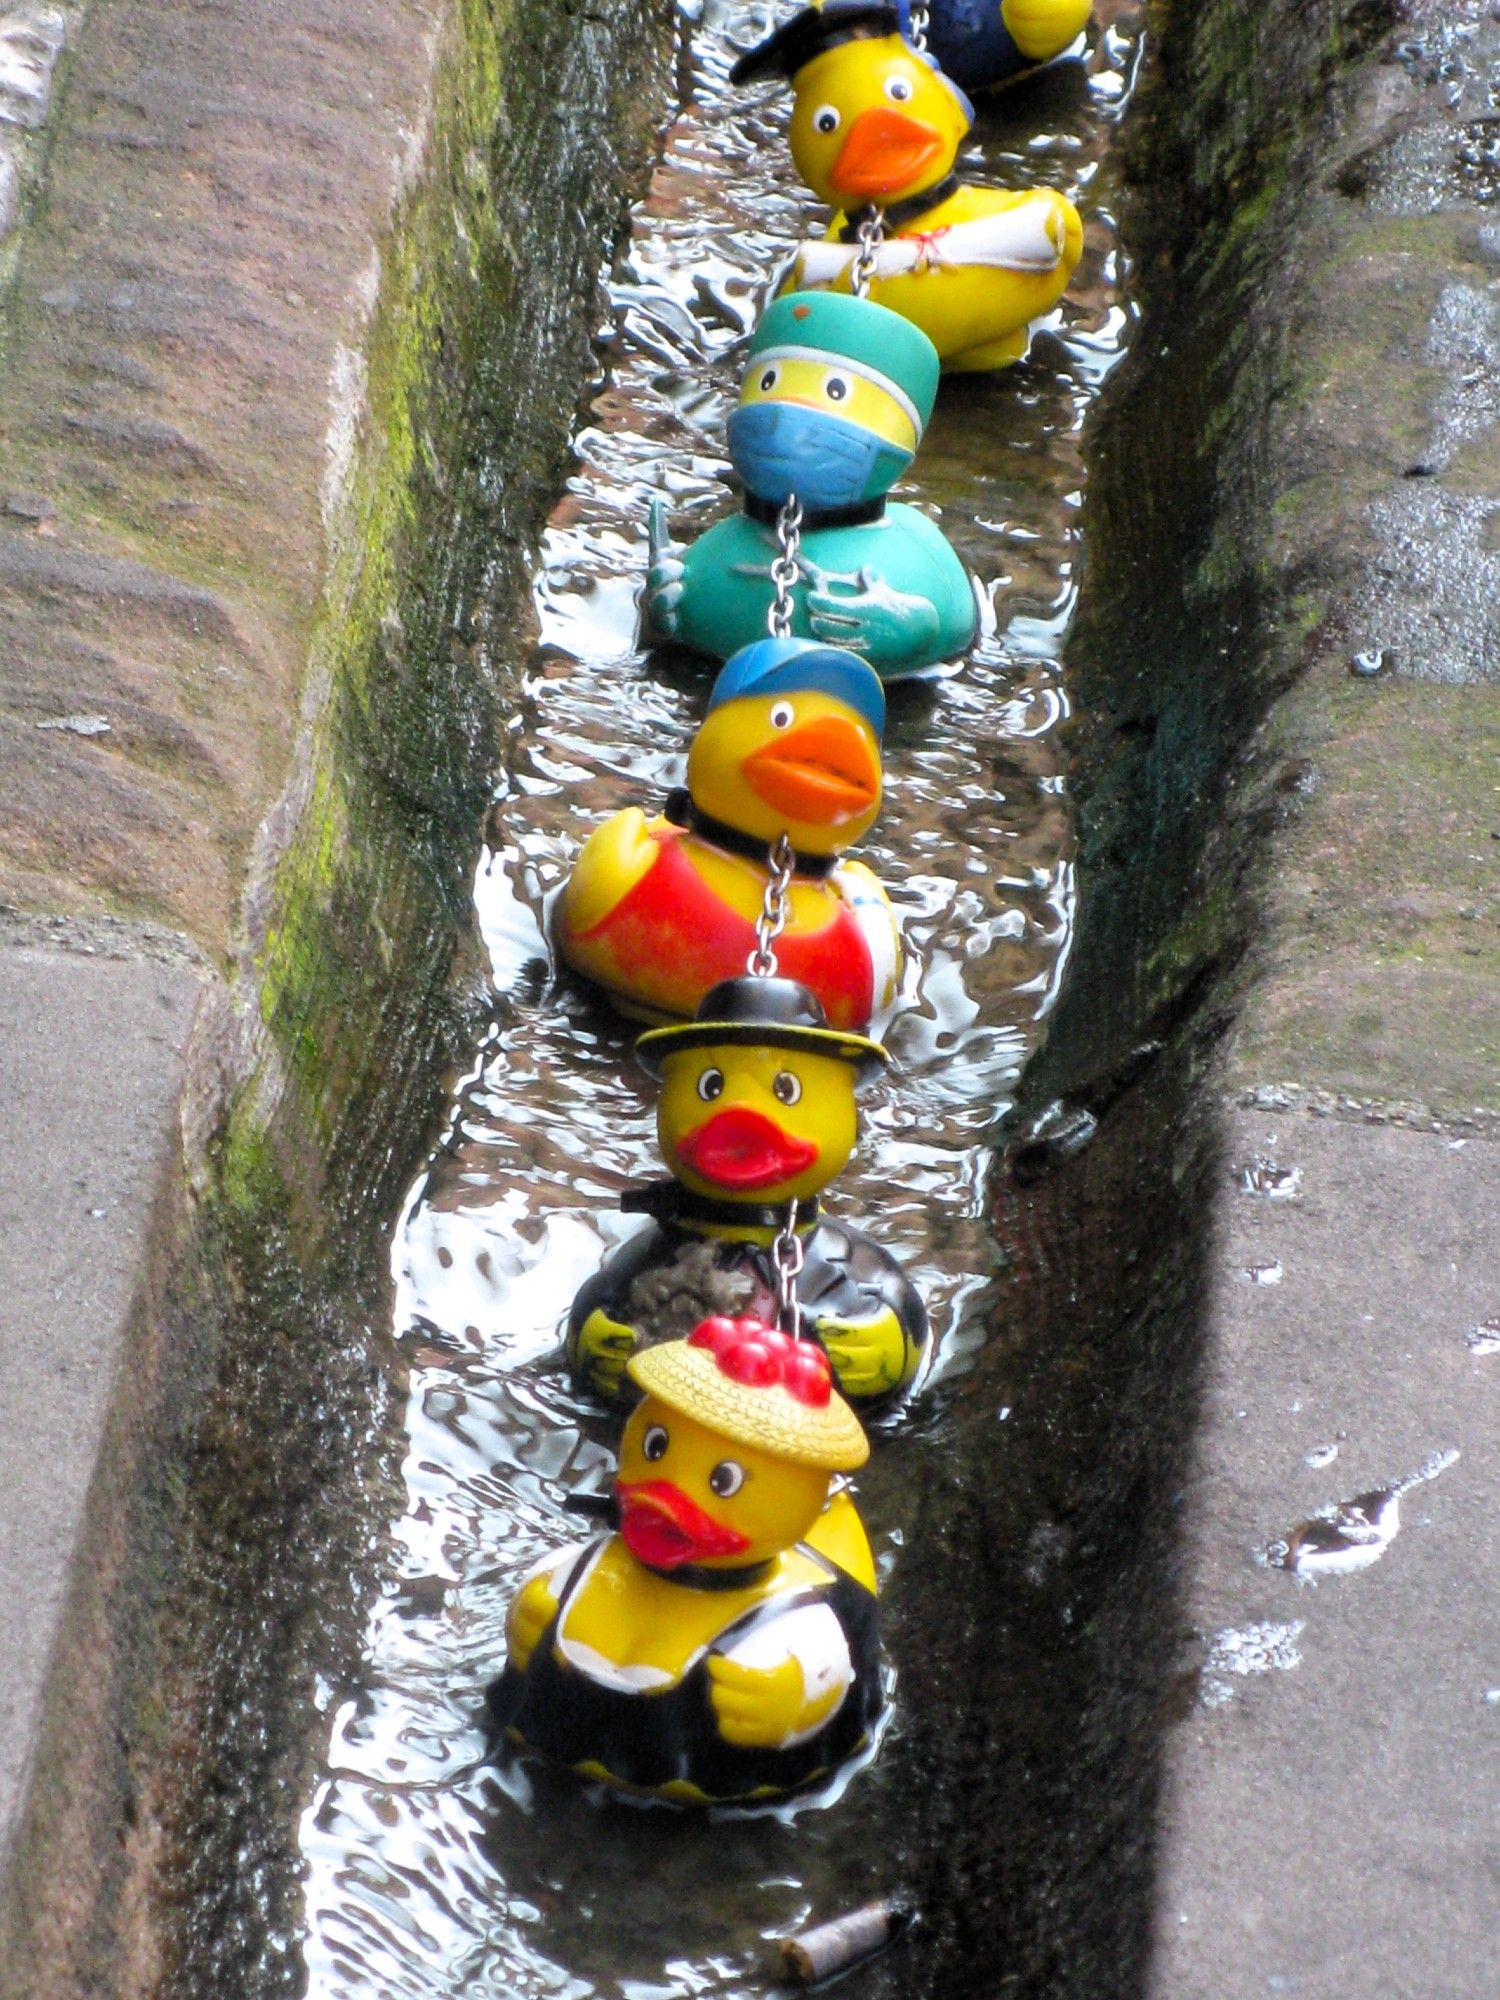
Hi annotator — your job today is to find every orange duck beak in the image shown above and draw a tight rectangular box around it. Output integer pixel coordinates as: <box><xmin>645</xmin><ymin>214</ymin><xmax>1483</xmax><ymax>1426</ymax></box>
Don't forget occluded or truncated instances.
<box><xmin>742</xmin><ymin>716</ymin><xmax>879</xmax><ymax>826</ymax></box>
<box><xmin>828</xmin><ymin>108</ymin><xmax>946</xmax><ymax>201</ymax></box>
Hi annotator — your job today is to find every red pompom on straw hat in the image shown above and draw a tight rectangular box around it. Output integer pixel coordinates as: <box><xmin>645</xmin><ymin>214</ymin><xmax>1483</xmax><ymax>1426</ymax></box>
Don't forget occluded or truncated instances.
<box><xmin>628</xmin><ymin>1315</ymin><xmax>870</xmax><ymax>1471</ymax></box>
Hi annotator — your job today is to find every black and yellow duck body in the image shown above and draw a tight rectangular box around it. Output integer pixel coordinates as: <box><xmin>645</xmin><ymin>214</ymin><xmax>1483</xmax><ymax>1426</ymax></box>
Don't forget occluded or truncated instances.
<box><xmin>566</xmin><ymin>975</ymin><xmax>928</xmax><ymax>1413</ymax></box>
<box><xmin>490</xmin><ymin>1318</ymin><xmax>881</xmax><ymax>1804</ymax></box>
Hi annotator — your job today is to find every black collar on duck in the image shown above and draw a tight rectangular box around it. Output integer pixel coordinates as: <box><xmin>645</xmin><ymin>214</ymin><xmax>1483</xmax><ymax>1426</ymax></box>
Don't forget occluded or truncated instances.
<box><xmin>837</xmin><ymin>174</ymin><xmax>962</xmax><ymax>241</ymax></box>
<box><xmin>743</xmin><ymin>490</ymin><xmax>887</xmax><ymax>532</ymax></box>
<box><xmin>663</xmin><ymin>788</ymin><xmax>840</xmax><ymax>881</ymax></box>
<box><xmin>621</xmin><ymin>1179</ymin><xmax>823</xmax><ymax>1234</ymax></box>
<box><xmin>644</xmin><ymin>1555</ymin><xmax>780</xmax><ymax>1591</ymax></box>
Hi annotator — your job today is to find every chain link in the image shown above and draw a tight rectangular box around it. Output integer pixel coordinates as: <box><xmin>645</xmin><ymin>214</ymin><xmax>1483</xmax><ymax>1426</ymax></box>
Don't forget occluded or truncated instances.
<box><xmin>850</xmin><ymin>207</ymin><xmax>884</xmax><ymax>298</ymax></box>
<box><xmin>906</xmin><ymin>1</ymin><xmax>929</xmax><ymax>50</ymax></box>
<box><xmin>767</xmin><ymin>494</ymin><xmax>803</xmax><ymax>638</ymax></box>
<box><xmin>747</xmin><ymin>831</ymin><xmax>796</xmax><ymax>978</ymax></box>
<box><xmin>772</xmin><ymin>1197</ymin><xmax>806</xmax><ymax>1338</ymax></box>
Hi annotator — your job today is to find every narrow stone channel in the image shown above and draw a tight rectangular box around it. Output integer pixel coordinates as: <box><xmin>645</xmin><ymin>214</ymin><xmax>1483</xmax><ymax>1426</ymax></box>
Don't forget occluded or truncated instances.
<box><xmin>296</xmin><ymin>3</ymin><xmax>1144</xmax><ymax>1992</ymax></box>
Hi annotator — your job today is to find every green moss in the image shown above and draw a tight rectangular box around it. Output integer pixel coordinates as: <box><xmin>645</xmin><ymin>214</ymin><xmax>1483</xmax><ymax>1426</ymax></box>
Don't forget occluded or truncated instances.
<box><xmin>1038</xmin><ymin>0</ymin><xmax>1498</xmax><ymax>1126</ymax></box>
<box><xmin>159</xmin><ymin>4</ymin><xmax>676</xmax><ymax>1988</ymax></box>
<box><xmin>1143</xmin><ymin>877</ymin><xmax>1237</xmax><ymax>1001</ymax></box>
<box><xmin>211</xmin><ymin>0</ymin><xmax>668</xmax><ymax>1248</ymax></box>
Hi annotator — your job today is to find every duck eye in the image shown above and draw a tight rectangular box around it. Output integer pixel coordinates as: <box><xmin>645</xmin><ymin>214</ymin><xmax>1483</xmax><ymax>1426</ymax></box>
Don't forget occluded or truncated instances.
<box><xmin>824</xmin><ymin>374</ymin><xmax>850</xmax><ymax>402</ymax></box>
<box><xmin>696</xmin><ymin>1067</ymin><xmax>725</xmax><ymax>1101</ymax></box>
<box><xmin>757</xmin><ymin>365</ymin><xmax>779</xmax><ymax>393</ymax></box>
<box><xmin>885</xmin><ymin>74</ymin><xmax>913</xmax><ymax>103</ymax></box>
<box><xmin>772</xmin><ymin>1070</ymin><xmax>802</xmax><ymax>1105</ymax></box>
<box><xmin>769</xmin><ymin>700</ymin><xmax>794</xmax><ymax>729</ymax></box>
<box><xmin>709</xmin><ymin>1460</ymin><xmax>745</xmax><ymax>1498</ymax></box>
<box><xmin>643</xmin><ymin>1424</ymin><xmax>669</xmax><ymax>1462</ymax></box>
<box><xmin>812</xmin><ymin>104</ymin><xmax>840</xmax><ymax>135</ymax></box>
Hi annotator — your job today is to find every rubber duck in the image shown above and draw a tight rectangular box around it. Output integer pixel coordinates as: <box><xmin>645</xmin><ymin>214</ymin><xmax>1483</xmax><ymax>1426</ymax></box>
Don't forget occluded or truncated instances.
<box><xmin>556</xmin><ymin>638</ymin><xmax>901</xmax><ymax>1030</ymax></box>
<box><xmin>730</xmin><ymin>2</ymin><xmax>1083</xmax><ymax>371</ymax></box>
<box><xmin>906</xmin><ymin>0</ymin><xmax>1092</xmax><ymax>94</ymax></box>
<box><xmin>490</xmin><ymin>1315</ymin><xmax>882</xmax><ymax>1804</ymax></box>
<box><xmin>646</xmin><ymin>290</ymin><xmax>977</xmax><ymax>678</ymax></box>
<box><xmin>566</xmin><ymin>974</ymin><xmax>928</xmax><ymax>1411</ymax></box>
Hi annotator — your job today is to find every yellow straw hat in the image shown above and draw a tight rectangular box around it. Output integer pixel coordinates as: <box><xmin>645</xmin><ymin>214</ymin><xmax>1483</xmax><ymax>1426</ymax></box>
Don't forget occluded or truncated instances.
<box><xmin>628</xmin><ymin>1319</ymin><xmax>869</xmax><ymax>1472</ymax></box>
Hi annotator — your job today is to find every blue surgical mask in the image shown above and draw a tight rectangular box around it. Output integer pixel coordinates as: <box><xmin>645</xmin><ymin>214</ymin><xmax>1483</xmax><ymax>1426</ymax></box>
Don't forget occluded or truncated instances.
<box><xmin>727</xmin><ymin>402</ymin><xmax>913</xmax><ymax>510</ymax></box>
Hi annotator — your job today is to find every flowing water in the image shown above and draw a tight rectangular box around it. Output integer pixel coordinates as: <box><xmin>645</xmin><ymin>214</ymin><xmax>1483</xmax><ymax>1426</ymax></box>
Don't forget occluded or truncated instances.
<box><xmin>299</xmin><ymin>3</ymin><xmax>1145</xmax><ymax>1992</ymax></box>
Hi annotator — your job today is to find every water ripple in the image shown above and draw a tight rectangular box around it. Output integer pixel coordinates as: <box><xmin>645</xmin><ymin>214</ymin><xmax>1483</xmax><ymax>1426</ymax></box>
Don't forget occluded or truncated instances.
<box><xmin>301</xmin><ymin>2</ymin><xmax>1145</xmax><ymax>1993</ymax></box>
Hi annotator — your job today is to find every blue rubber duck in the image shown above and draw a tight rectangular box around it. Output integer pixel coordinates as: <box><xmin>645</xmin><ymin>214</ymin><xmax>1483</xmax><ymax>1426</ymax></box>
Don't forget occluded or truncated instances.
<box><xmin>646</xmin><ymin>290</ymin><xmax>977</xmax><ymax>681</ymax></box>
<box><xmin>904</xmin><ymin>0</ymin><xmax>1092</xmax><ymax>93</ymax></box>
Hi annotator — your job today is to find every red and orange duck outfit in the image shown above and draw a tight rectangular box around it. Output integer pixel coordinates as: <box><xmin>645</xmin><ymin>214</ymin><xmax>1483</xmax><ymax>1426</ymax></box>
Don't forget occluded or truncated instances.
<box><xmin>555</xmin><ymin>638</ymin><xmax>901</xmax><ymax>1032</ymax></box>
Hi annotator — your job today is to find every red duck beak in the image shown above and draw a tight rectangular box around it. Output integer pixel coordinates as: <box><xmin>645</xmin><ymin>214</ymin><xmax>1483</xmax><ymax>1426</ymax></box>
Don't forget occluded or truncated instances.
<box><xmin>675</xmin><ymin>1106</ymin><xmax>818</xmax><ymax>1190</ymax></box>
<box><xmin>617</xmin><ymin>1479</ymin><xmax>752</xmax><ymax>1569</ymax></box>
<box><xmin>829</xmin><ymin>108</ymin><xmax>945</xmax><ymax>201</ymax></box>
<box><xmin>742</xmin><ymin>716</ymin><xmax>879</xmax><ymax>826</ymax></box>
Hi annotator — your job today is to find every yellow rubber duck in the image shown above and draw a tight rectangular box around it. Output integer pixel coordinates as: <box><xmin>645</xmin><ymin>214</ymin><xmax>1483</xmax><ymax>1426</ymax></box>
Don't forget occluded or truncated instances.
<box><xmin>556</xmin><ymin>638</ymin><xmax>900</xmax><ymax>1031</ymax></box>
<box><xmin>567</xmin><ymin>973</ymin><xmax>928</xmax><ymax>1409</ymax></box>
<box><xmin>731</xmin><ymin>3</ymin><xmax>1083</xmax><ymax>371</ymax></box>
<box><xmin>488</xmin><ymin>1316</ymin><xmax>882</xmax><ymax>1803</ymax></box>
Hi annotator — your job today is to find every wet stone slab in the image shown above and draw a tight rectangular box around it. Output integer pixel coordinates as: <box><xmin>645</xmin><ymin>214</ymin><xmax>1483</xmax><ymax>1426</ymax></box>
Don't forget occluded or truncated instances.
<box><xmin>0</xmin><ymin>939</ymin><xmax>200</xmax><ymax>1852</ymax></box>
<box><xmin>1150</xmin><ymin>1106</ymin><xmax>1500</xmax><ymax>2000</ymax></box>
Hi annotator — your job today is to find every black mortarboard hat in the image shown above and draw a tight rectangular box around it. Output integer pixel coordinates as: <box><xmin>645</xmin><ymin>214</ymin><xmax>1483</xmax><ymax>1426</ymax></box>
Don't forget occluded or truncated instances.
<box><xmin>729</xmin><ymin>3</ymin><xmax>903</xmax><ymax>87</ymax></box>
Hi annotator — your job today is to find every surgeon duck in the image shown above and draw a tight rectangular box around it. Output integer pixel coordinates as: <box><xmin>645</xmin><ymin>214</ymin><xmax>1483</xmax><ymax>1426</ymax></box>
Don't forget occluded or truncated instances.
<box><xmin>731</xmin><ymin>2</ymin><xmax>1082</xmax><ymax>371</ymax></box>
<box><xmin>557</xmin><ymin>637</ymin><xmax>900</xmax><ymax>1032</ymax></box>
<box><xmin>646</xmin><ymin>290</ymin><xmax>976</xmax><ymax>678</ymax></box>
<box><xmin>490</xmin><ymin>1315</ymin><xmax>882</xmax><ymax>1804</ymax></box>
<box><xmin>567</xmin><ymin>973</ymin><xmax>928</xmax><ymax>1412</ymax></box>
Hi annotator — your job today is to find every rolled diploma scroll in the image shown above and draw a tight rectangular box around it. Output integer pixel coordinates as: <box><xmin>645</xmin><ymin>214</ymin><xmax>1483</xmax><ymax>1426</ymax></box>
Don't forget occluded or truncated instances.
<box><xmin>795</xmin><ymin>199</ymin><xmax>1066</xmax><ymax>287</ymax></box>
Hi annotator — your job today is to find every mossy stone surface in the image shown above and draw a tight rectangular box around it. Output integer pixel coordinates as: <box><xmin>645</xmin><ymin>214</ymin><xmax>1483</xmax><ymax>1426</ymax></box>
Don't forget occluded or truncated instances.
<box><xmin>0</xmin><ymin>0</ymin><xmax>674</xmax><ymax>1992</ymax></box>
<box><xmin>1036</xmin><ymin>0</ymin><xmax>1500</xmax><ymax>1129</ymax></box>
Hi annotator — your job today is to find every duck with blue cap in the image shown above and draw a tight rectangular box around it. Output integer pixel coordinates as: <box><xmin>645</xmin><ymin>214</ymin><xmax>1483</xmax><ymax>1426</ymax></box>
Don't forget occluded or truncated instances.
<box><xmin>730</xmin><ymin>3</ymin><xmax>1083</xmax><ymax>370</ymax></box>
<box><xmin>646</xmin><ymin>290</ymin><xmax>977</xmax><ymax>678</ymax></box>
<box><xmin>556</xmin><ymin>638</ymin><xmax>902</xmax><ymax>1031</ymax></box>
<box><xmin>565</xmin><ymin>974</ymin><xmax>928</xmax><ymax>1412</ymax></box>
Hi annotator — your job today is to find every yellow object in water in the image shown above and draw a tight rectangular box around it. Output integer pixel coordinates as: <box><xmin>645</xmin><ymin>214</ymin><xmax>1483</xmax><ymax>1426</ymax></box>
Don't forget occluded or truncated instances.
<box><xmin>734</xmin><ymin>10</ymin><xmax>1083</xmax><ymax>369</ymax></box>
<box><xmin>556</xmin><ymin>640</ymin><xmax>901</xmax><ymax>1031</ymax></box>
<box><xmin>489</xmin><ymin>1320</ymin><xmax>883</xmax><ymax>1803</ymax></box>
<box><xmin>566</xmin><ymin>972</ymin><xmax>929</xmax><ymax>1412</ymax></box>
<box><xmin>1001</xmin><ymin>0</ymin><xmax>1093</xmax><ymax>63</ymax></box>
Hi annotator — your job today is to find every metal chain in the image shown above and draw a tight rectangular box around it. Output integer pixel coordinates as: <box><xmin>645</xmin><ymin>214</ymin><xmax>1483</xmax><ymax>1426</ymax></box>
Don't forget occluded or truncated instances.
<box><xmin>747</xmin><ymin>832</ymin><xmax>796</xmax><ymax>978</ymax></box>
<box><xmin>906</xmin><ymin>1</ymin><xmax>928</xmax><ymax>50</ymax></box>
<box><xmin>772</xmin><ymin>1197</ymin><xmax>806</xmax><ymax>1338</ymax></box>
<box><xmin>850</xmin><ymin>207</ymin><xmax>884</xmax><ymax>298</ymax></box>
<box><xmin>767</xmin><ymin>495</ymin><xmax>803</xmax><ymax>637</ymax></box>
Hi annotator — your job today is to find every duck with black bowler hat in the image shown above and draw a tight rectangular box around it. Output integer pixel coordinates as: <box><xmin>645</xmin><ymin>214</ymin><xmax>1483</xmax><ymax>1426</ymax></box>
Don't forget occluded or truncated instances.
<box><xmin>566</xmin><ymin>971</ymin><xmax>928</xmax><ymax>1413</ymax></box>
